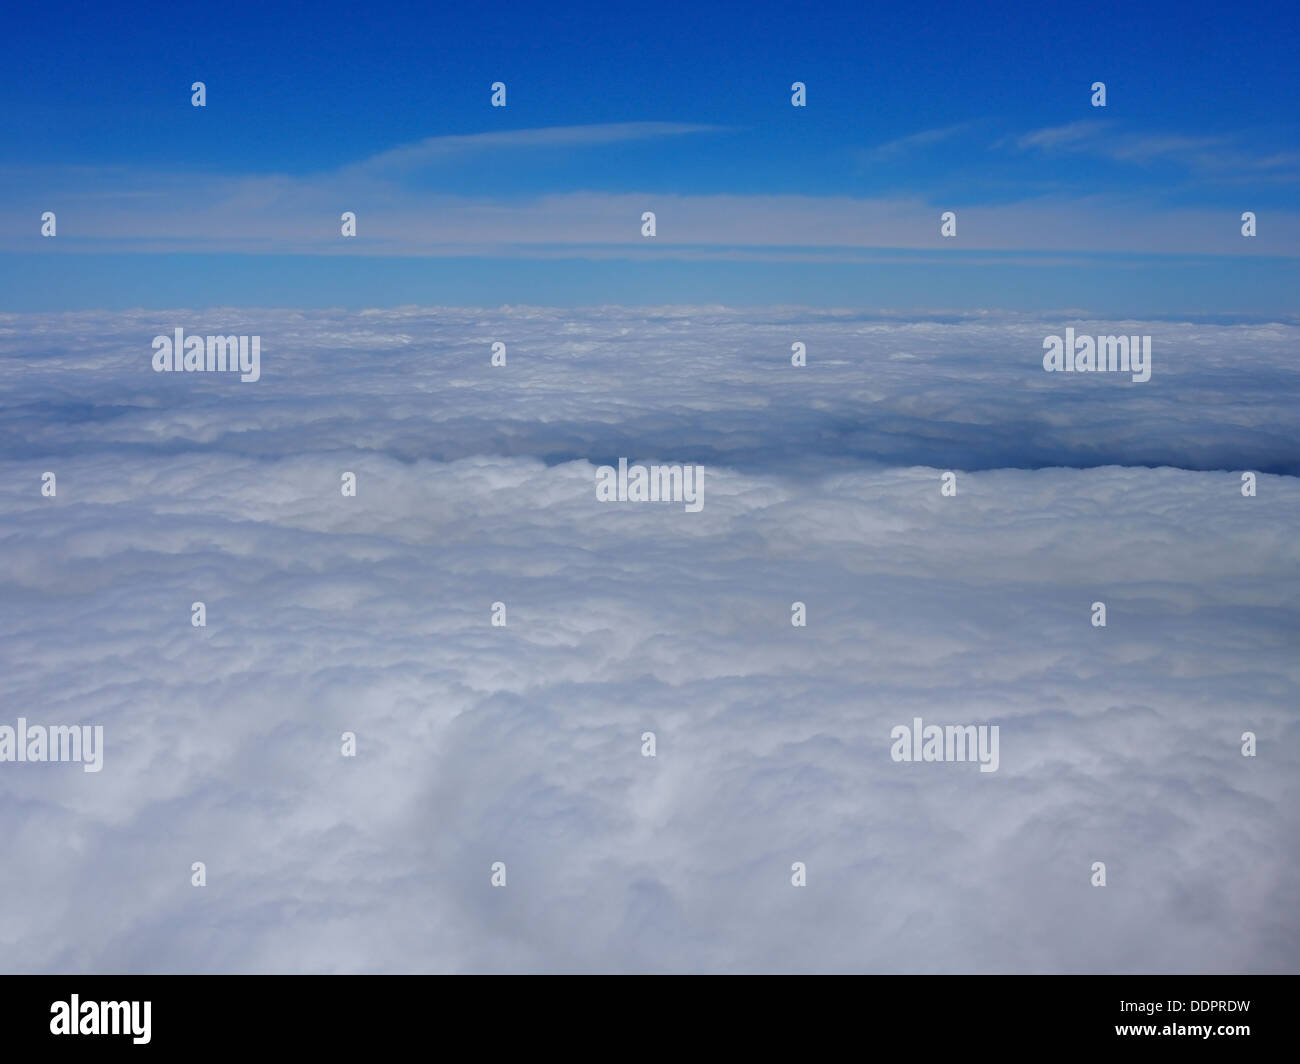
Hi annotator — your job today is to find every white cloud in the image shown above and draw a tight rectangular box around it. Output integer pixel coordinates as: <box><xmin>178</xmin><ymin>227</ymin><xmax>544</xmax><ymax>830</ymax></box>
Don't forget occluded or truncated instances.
<box><xmin>862</xmin><ymin>121</ymin><xmax>981</xmax><ymax>160</ymax></box>
<box><xmin>338</xmin><ymin>122</ymin><xmax>727</xmax><ymax>179</ymax></box>
<box><xmin>0</xmin><ymin>307</ymin><xmax>1296</xmax><ymax>972</ymax></box>
<box><xmin>1011</xmin><ymin>120</ymin><xmax>1300</xmax><ymax>180</ymax></box>
<box><xmin>4</xmin><ymin>124</ymin><xmax>1298</xmax><ymax>258</ymax></box>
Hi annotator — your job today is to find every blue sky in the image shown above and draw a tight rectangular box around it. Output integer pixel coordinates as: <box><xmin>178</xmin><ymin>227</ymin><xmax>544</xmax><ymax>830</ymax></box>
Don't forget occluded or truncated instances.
<box><xmin>1</xmin><ymin>0</ymin><xmax>1297</xmax><ymax>311</ymax></box>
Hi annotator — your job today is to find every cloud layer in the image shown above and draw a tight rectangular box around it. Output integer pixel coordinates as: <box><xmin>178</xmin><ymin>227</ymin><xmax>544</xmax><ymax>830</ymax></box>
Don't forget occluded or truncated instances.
<box><xmin>4</xmin><ymin>123</ymin><xmax>1298</xmax><ymax>259</ymax></box>
<box><xmin>0</xmin><ymin>307</ymin><xmax>1296</xmax><ymax>972</ymax></box>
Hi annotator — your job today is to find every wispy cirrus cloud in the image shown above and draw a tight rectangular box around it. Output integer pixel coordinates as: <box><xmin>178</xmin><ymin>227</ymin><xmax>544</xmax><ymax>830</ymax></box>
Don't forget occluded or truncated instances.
<box><xmin>2</xmin><ymin>123</ymin><xmax>1297</xmax><ymax>261</ymax></box>
<box><xmin>861</xmin><ymin>120</ymin><xmax>983</xmax><ymax>161</ymax></box>
<box><xmin>1007</xmin><ymin>120</ymin><xmax>1300</xmax><ymax>180</ymax></box>
<box><xmin>338</xmin><ymin>122</ymin><xmax>729</xmax><ymax>179</ymax></box>
<box><xmin>2</xmin><ymin>186</ymin><xmax>1296</xmax><ymax>259</ymax></box>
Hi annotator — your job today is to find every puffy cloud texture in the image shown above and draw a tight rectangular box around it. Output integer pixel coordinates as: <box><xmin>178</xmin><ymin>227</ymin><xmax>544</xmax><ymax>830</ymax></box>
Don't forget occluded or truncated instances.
<box><xmin>0</xmin><ymin>307</ymin><xmax>1296</xmax><ymax>972</ymax></box>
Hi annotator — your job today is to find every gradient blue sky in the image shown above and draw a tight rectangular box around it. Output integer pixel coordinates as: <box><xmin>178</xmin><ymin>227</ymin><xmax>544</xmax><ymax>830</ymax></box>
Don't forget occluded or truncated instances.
<box><xmin>1</xmin><ymin>0</ymin><xmax>1297</xmax><ymax>312</ymax></box>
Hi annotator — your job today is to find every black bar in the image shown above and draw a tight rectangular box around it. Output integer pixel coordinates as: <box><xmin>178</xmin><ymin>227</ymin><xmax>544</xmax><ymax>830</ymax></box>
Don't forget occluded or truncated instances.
<box><xmin>0</xmin><ymin>975</ymin><xmax>1290</xmax><ymax>1052</ymax></box>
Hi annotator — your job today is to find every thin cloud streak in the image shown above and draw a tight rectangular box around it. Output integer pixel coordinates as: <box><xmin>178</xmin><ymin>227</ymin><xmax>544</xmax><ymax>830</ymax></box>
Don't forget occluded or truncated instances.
<box><xmin>339</xmin><ymin>122</ymin><xmax>730</xmax><ymax>178</ymax></box>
